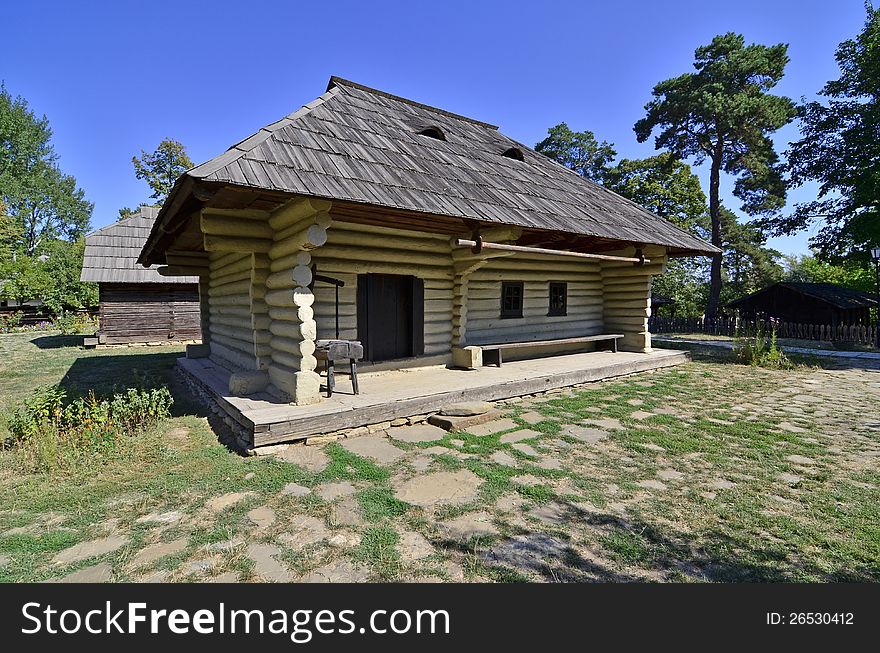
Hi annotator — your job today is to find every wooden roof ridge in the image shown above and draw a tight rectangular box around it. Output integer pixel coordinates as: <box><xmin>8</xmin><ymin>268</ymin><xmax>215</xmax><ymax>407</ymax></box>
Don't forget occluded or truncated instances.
<box><xmin>326</xmin><ymin>76</ymin><xmax>499</xmax><ymax>129</ymax></box>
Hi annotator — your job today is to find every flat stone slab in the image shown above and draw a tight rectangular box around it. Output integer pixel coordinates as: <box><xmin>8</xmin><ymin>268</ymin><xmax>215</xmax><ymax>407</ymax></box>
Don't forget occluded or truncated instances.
<box><xmin>485</xmin><ymin>533</ymin><xmax>569</xmax><ymax>575</ymax></box>
<box><xmin>246</xmin><ymin>506</ymin><xmax>277</xmax><ymax>530</ymax></box>
<box><xmin>280</xmin><ymin>482</ymin><xmax>311</xmax><ymax>497</ymax></box>
<box><xmin>511</xmin><ymin>443</ymin><xmax>538</xmax><ymax>457</ymax></box>
<box><xmin>528</xmin><ymin>502</ymin><xmax>570</xmax><ymax>525</ymax></box>
<box><xmin>494</xmin><ymin>493</ymin><xmax>527</xmax><ymax>512</ymax></box>
<box><xmin>410</xmin><ymin>454</ymin><xmax>433</xmax><ymax>471</ymax></box>
<box><xmin>129</xmin><ymin>538</ymin><xmax>188</xmax><ymax>569</ymax></box>
<box><xmin>135</xmin><ymin>510</ymin><xmax>184</xmax><ymax>525</ymax></box>
<box><xmin>247</xmin><ymin>543</ymin><xmax>292</xmax><ymax>582</ymax></box>
<box><xmin>398</xmin><ymin>531</ymin><xmax>435</xmax><ymax>561</ymax></box>
<box><xmin>327</xmin><ymin>531</ymin><xmax>362</xmax><ymax>548</ymax></box>
<box><xmin>341</xmin><ymin>436</ymin><xmax>405</xmax><ymax>465</ymax></box>
<box><xmin>630</xmin><ymin>410</ymin><xmax>655</xmax><ymax>420</ymax></box>
<box><xmin>500</xmin><ymin>429</ymin><xmax>541</xmax><ymax>444</ymax></box>
<box><xmin>428</xmin><ymin>410</ymin><xmax>502</xmax><ymax>432</ymax></box>
<box><xmin>393</xmin><ymin>469</ymin><xmax>483</xmax><ymax>507</ymax></box>
<box><xmin>277</xmin><ymin>515</ymin><xmax>330</xmax><ymax>549</ymax></box>
<box><xmin>535</xmin><ymin>456</ymin><xmax>562</xmax><ymax>470</ymax></box>
<box><xmin>439</xmin><ymin>401</ymin><xmax>493</xmax><ymax>417</ymax></box>
<box><xmin>388</xmin><ymin>423</ymin><xmax>446</xmax><ymax>443</ymax></box>
<box><xmin>276</xmin><ymin>446</ymin><xmax>331</xmax><ymax>473</ymax></box>
<box><xmin>561</xmin><ymin>425</ymin><xmax>609</xmax><ymax>444</ymax></box>
<box><xmin>519</xmin><ymin>411</ymin><xmax>546</xmax><ymax>425</ymax></box>
<box><xmin>778</xmin><ymin>421</ymin><xmax>807</xmax><ymax>434</ymax></box>
<box><xmin>585</xmin><ymin>418</ymin><xmax>623</xmax><ymax>431</ymax></box>
<box><xmin>490</xmin><ymin>451</ymin><xmax>518</xmax><ymax>467</ymax></box>
<box><xmin>54</xmin><ymin>536</ymin><xmax>127</xmax><ymax>566</ymax></box>
<box><xmin>467</xmin><ymin>418</ymin><xmax>519</xmax><ymax>437</ymax></box>
<box><xmin>709</xmin><ymin>478</ymin><xmax>737</xmax><ymax>490</ymax></box>
<box><xmin>208</xmin><ymin>571</ymin><xmax>241</xmax><ymax>583</ymax></box>
<box><xmin>657</xmin><ymin>469</ymin><xmax>684</xmax><ymax>481</ymax></box>
<box><xmin>315</xmin><ymin>481</ymin><xmax>357</xmax><ymax>501</ymax></box>
<box><xmin>49</xmin><ymin>562</ymin><xmax>113</xmax><ymax>583</ymax></box>
<box><xmin>205</xmin><ymin>492</ymin><xmax>254</xmax><ymax>512</ymax></box>
<box><xmin>438</xmin><ymin>511</ymin><xmax>499</xmax><ymax>541</ymax></box>
<box><xmin>786</xmin><ymin>455</ymin><xmax>817</xmax><ymax>465</ymax></box>
<box><xmin>300</xmin><ymin>559</ymin><xmax>370</xmax><ymax>583</ymax></box>
<box><xmin>778</xmin><ymin>473</ymin><xmax>803</xmax><ymax>485</ymax></box>
<box><xmin>637</xmin><ymin>479</ymin><xmax>668</xmax><ymax>491</ymax></box>
<box><xmin>330</xmin><ymin>496</ymin><xmax>366</xmax><ymax>527</ymax></box>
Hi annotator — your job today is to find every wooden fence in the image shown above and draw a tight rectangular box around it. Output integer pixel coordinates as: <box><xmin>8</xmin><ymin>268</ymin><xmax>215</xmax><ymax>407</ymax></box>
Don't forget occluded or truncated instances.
<box><xmin>649</xmin><ymin>316</ymin><xmax>878</xmax><ymax>347</ymax></box>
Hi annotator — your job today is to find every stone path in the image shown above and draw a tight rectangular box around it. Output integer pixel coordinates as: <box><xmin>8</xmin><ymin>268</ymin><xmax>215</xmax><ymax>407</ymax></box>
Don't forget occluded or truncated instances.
<box><xmin>15</xmin><ymin>359</ymin><xmax>879</xmax><ymax>584</ymax></box>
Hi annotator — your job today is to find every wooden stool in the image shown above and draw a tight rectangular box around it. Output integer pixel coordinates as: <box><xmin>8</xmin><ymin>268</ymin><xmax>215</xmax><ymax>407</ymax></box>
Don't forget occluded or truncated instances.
<box><xmin>314</xmin><ymin>339</ymin><xmax>363</xmax><ymax>398</ymax></box>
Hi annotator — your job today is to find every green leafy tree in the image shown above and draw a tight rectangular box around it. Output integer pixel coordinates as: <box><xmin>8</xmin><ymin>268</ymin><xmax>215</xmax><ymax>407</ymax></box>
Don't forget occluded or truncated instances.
<box><xmin>634</xmin><ymin>33</ymin><xmax>797</xmax><ymax>317</ymax></box>
<box><xmin>0</xmin><ymin>83</ymin><xmax>92</xmax><ymax>256</ymax></box>
<box><xmin>605</xmin><ymin>152</ymin><xmax>709</xmax><ymax>234</ymax></box>
<box><xmin>0</xmin><ymin>239</ymin><xmax>96</xmax><ymax>313</ymax></box>
<box><xmin>38</xmin><ymin>239</ymin><xmax>97</xmax><ymax>313</ymax></box>
<box><xmin>117</xmin><ymin>204</ymin><xmax>152</xmax><ymax>221</ymax></box>
<box><xmin>534</xmin><ymin>122</ymin><xmax>617</xmax><ymax>183</ymax></box>
<box><xmin>765</xmin><ymin>5</ymin><xmax>880</xmax><ymax>262</ymax></box>
<box><xmin>605</xmin><ymin>153</ymin><xmax>712</xmax><ymax>317</ymax></box>
<box><xmin>132</xmin><ymin>138</ymin><xmax>193</xmax><ymax>204</ymax></box>
<box><xmin>783</xmin><ymin>254</ymin><xmax>874</xmax><ymax>291</ymax></box>
<box><xmin>720</xmin><ymin>207</ymin><xmax>783</xmax><ymax>305</ymax></box>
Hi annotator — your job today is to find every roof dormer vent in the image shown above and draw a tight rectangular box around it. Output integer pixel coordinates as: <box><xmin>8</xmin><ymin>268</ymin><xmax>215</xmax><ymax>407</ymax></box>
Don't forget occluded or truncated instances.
<box><xmin>502</xmin><ymin>147</ymin><xmax>525</xmax><ymax>161</ymax></box>
<box><xmin>417</xmin><ymin>126</ymin><xmax>446</xmax><ymax>141</ymax></box>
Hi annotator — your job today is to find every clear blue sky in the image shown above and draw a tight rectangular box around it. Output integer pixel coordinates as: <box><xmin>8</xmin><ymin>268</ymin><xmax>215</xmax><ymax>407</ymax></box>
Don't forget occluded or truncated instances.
<box><xmin>3</xmin><ymin>1</ymin><xmax>869</xmax><ymax>256</ymax></box>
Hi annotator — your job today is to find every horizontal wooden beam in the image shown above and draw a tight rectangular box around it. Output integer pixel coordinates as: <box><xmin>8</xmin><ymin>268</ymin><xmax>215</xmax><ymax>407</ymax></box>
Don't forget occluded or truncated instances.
<box><xmin>454</xmin><ymin>239</ymin><xmax>649</xmax><ymax>264</ymax></box>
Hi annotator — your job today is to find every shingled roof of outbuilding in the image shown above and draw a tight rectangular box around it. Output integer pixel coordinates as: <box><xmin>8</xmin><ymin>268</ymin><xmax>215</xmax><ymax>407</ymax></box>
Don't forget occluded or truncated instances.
<box><xmin>727</xmin><ymin>282</ymin><xmax>879</xmax><ymax>311</ymax></box>
<box><xmin>81</xmin><ymin>206</ymin><xmax>198</xmax><ymax>283</ymax></box>
<box><xmin>141</xmin><ymin>76</ymin><xmax>717</xmax><ymax>263</ymax></box>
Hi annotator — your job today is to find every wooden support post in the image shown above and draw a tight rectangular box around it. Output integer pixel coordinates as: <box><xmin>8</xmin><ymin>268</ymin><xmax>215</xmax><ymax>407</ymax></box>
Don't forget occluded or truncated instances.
<box><xmin>265</xmin><ymin>198</ymin><xmax>332</xmax><ymax>405</ymax></box>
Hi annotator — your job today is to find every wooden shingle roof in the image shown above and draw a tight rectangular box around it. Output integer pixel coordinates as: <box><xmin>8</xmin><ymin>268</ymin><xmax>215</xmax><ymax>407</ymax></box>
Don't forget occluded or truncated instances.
<box><xmin>142</xmin><ymin>77</ymin><xmax>716</xmax><ymax>263</ymax></box>
<box><xmin>81</xmin><ymin>207</ymin><xmax>198</xmax><ymax>284</ymax></box>
<box><xmin>727</xmin><ymin>283</ymin><xmax>879</xmax><ymax>311</ymax></box>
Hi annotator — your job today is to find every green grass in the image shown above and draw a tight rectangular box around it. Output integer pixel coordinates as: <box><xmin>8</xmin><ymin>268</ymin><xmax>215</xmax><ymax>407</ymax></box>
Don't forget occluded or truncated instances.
<box><xmin>1</xmin><ymin>331</ymin><xmax>878</xmax><ymax>583</ymax></box>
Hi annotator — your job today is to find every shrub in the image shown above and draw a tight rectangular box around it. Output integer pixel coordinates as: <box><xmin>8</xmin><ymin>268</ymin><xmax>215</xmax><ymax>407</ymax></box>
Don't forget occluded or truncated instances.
<box><xmin>4</xmin><ymin>384</ymin><xmax>173</xmax><ymax>472</ymax></box>
<box><xmin>0</xmin><ymin>311</ymin><xmax>23</xmax><ymax>332</ymax></box>
<box><xmin>734</xmin><ymin>321</ymin><xmax>793</xmax><ymax>370</ymax></box>
<box><xmin>53</xmin><ymin>311</ymin><xmax>98</xmax><ymax>335</ymax></box>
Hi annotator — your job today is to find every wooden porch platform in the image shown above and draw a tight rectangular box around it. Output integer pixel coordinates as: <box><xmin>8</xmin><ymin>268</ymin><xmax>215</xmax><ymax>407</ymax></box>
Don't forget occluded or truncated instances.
<box><xmin>178</xmin><ymin>349</ymin><xmax>689</xmax><ymax>447</ymax></box>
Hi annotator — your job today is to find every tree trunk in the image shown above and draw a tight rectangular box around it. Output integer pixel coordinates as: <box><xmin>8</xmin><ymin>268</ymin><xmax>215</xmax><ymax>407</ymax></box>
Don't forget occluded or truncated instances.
<box><xmin>705</xmin><ymin>148</ymin><xmax>723</xmax><ymax>318</ymax></box>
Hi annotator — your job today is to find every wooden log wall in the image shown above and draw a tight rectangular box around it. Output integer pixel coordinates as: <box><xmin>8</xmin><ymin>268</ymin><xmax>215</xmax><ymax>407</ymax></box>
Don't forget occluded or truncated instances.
<box><xmin>207</xmin><ymin>251</ymin><xmax>261</xmax><ymax>370</ymax></box>
<box><xmin>600</xmin><ymin>245</ymin><xmax>667</xmax><ymax>352</ymax></box>
<box><xmin>98</xmin><ymin>283</ymin><xmax>201</xmax><ymax>345</ymax></box>
<box><xmin>309</xmin><ymin>222</ymin><xmax>455</xmax><ymax>358</ymax></box>
<box><xmin>464</xmin><ymin>253</ymin><xmax>604</xmax><ymax>345</ymax></box>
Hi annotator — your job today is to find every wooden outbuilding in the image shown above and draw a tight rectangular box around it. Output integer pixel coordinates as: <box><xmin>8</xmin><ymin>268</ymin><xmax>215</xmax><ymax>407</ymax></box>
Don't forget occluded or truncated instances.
<box><xmin>138</xmin><ymin>77</ymin><xmax>715</xmax><ymax>407</ymax></box>
<box><xmin>81</xmin><ymin>207</ymin><xmax>202</xmax><ymax>345</ymax></box>
<box><xmin>726</xmin><ymin>282</ymin><xmax>877</xmax><ymax>327</ymax></box>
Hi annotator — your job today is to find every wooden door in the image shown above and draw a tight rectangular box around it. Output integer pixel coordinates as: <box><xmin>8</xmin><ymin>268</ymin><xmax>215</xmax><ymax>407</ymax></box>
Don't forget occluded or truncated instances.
<box><xmin>357</xmin><ymin>274</ymin><xmax>424</xmax><ymax>361</ymax></box>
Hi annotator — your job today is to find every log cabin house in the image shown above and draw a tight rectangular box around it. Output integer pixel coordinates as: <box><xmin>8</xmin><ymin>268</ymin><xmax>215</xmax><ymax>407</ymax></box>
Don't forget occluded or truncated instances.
<box><xmin>81</xmin><ymin>207</ymin><xmax>202</xmax><ymax>345</ymax></box>
<box><xmin>138</xmin><ymin>77</ymin><xmax>716</xmax><ymax>414</ymax></box>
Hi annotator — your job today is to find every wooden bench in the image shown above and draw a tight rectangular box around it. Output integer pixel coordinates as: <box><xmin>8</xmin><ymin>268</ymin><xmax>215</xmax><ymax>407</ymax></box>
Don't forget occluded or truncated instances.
<box><xmin>480</xmin><ymin>334</ymin><xmax>625</xmax><ymax>367</ymax></box>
